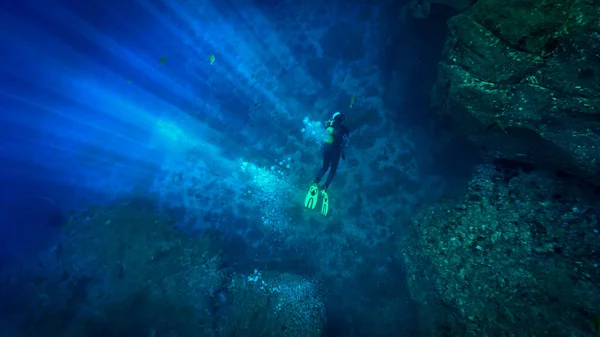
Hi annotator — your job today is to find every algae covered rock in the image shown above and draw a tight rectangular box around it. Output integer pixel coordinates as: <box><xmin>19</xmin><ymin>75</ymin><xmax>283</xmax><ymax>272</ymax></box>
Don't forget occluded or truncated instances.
<box><xmin>403</xmin><ymin>164</ymin><xmax>600</xmax><ymax>335</ymax></box>
<box><xmin>432</xmin><ymin>0</ymin><xmax>600</xmax><ymax>185</ymax></box>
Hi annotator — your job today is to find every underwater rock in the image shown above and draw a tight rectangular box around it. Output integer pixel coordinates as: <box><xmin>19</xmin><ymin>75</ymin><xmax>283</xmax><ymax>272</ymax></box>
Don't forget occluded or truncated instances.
<box><xmin>403</xmin><ymin>164</ymin><xmax>600</xmax><ymax>335</ymax></box>
<box><xmin>431</xmin><ymin>0</ymin><xmax>600</xmax><ymax>185</ymax></box>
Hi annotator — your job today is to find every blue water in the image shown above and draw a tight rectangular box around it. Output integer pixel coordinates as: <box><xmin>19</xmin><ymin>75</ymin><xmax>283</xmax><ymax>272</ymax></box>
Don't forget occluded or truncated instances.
<box><xmin>0</xmin><ymin>0</ymin><xmax>456</xmax><ymax>335</ymax></box>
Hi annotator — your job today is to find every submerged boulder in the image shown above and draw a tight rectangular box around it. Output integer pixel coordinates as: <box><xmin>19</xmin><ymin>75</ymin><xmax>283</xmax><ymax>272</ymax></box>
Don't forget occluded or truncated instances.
<box><xmin>403</xmin><ymin>164</ymin><xmax>600</xmax><ymax>335</ymax></box>
<box><xmin>432</xmin><ymin>0</ymin><xmax>600</xmax><ymax>184</ymax></box>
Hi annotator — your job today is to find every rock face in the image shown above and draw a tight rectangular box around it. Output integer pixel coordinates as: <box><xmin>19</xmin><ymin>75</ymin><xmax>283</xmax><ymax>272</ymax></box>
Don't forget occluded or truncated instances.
<box><xmin>432</xmin><ymin>0</ymin><xmax>600</xmax><ymax>185</ymax></box>
<box><xmin>403</xmin><ymin>164</ymin><xmax>600</xmax><ymax>335</ymax></box>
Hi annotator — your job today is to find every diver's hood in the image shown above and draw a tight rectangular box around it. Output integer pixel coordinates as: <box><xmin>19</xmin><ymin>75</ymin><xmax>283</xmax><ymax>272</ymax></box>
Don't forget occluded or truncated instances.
<box><xmin>331</xmin><ymin>111</ymin><xmax>346</xmax><ymax>121</ymax></box>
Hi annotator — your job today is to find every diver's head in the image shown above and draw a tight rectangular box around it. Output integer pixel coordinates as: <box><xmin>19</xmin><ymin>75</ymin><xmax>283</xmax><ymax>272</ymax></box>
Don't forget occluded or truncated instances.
<box><xmin>331</xmin><ymin>111</ymin><xmax>347</xmax><ymax>124</ymax></box>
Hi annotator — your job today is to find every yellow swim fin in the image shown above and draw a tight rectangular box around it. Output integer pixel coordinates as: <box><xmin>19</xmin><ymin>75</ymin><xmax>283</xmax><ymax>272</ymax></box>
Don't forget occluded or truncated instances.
<box><xmin>321</xmin><ymin>190</ymin><xmax>329</xmax><ymax>216</ymax></box>
<box><xmin>304</xmin><ymin>183</ymin><xmax>319</xmax><ymax>209</ymax></box>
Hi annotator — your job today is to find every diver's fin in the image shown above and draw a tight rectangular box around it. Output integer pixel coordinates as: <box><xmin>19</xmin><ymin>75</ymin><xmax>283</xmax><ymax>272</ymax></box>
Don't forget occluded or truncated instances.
<box><xmin>321</xmin><ymin>190</ymin><xmax>329</xmax><ymax>216</ymax></box>
<box><xmin>304</xmin><ymin>183</ymin><xmax>319</xmax><ymax>210</ymax></box>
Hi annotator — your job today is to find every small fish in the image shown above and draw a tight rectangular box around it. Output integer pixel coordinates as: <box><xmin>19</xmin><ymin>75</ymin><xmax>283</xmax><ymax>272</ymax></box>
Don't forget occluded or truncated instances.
<box><xmin>209</xmin><ymin>54</ymin><xmax>215</xmax><ymax>65</ymax></box>
<box><xmin>105</xmin><ymin>219</ymin><xmax>111</xmax><ymax>225</ymax></box>
<box><xmin>159</xmin><ymin>56</ymin><xmax>167</xmax><ymax>65</ymax></box>
<box><xmin>496</xmin><ymin>120</ymin><xmax>507</xmax><ymax>133</ymax></box>
<box><xmin>350</xmin><ymin>95</ymin><xmax>355</xmax><ymax>108</ymax></box>
<box><xmin>251</xmin><ymin>102</ymin><xmax>262</xmax><ymax>112</ymax></box>
<box><xmin>126</xmin><ymin>79</ymin><xmax>132</xmax><ymax>84</ymax></box>
<box><xmin>486</xmin><ymin>119</ymin><xmax>507</xmax><ymax>133</ymax></box>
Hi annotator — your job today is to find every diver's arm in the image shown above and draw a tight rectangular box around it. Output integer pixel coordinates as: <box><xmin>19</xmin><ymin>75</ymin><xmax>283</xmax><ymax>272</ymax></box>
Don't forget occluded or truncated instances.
<box><xmin>341</xmin><ymin>129</ymin><xmax>349</xmax><ymax>160</ymax></box>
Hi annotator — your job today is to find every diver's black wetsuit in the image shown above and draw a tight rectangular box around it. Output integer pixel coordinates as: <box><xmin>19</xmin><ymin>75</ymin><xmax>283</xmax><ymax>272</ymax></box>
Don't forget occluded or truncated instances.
<box><xmin>314</xmin><ymin>120</ymin><xmax>349</xmax><ymax>190</ymax></box>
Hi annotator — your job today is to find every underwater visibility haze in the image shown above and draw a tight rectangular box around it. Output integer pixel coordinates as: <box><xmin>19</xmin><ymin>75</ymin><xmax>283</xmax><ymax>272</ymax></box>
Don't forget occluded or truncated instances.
<box><xmin>1</xmin><ymin>0</ymin><xmax>600</xmax><ymax>336</ymax></box>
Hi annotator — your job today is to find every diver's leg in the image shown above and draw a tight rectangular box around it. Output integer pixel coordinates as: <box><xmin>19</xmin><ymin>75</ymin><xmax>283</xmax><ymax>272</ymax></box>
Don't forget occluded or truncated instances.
<box><xmin>323</xmin><ymin>150</ymin><xmax>341</xmax><ymax>190</ymax></box>
<box><xmin>314</xmin><ymin>145</ymin><xmax>332</xmax><ymax>184</ymax></box>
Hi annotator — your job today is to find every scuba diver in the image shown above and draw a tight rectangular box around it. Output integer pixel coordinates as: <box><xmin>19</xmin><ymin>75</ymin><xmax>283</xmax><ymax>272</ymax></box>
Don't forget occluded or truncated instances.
<box><xmin>304</xmin><ymin>111</ymin><xmax>349</xmax><ymax>216</ymax></box>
